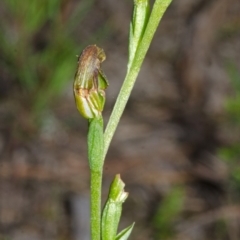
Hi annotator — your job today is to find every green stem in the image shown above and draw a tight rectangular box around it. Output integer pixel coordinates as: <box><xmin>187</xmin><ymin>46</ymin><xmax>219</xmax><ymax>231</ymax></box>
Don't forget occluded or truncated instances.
<box><xmin>90</xmin><ymin>170</ymin><xmax>102</xmax><ymax>240</ymax></box>
<box><xmin>103</xmin><ymin>0</ymin><xmax>172</xmax><ymax>158</ymax></box>
<box><xmin>88</xmin><ymin>117</ymin><xmax>104</xmax><ymax>240</ymax></box>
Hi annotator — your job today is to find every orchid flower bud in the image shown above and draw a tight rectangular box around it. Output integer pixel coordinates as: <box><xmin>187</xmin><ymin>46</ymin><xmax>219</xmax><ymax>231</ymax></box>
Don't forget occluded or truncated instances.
<box><xmin>74</xmin><ymin>45</ymin><xmax>108</xmax><ymax>119</ymax></box>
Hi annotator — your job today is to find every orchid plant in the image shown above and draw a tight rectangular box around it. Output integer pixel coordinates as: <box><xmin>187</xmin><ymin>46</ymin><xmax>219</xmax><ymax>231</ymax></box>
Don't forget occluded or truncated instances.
<box><xmin>73</xmin><ymin>0</ymin><xmax>172</xmax><ymax>239</ymax></box>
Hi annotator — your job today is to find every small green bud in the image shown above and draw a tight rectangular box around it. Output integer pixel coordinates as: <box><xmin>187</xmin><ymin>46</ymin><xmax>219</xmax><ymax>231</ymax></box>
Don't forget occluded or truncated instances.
<box><xmin>102</xmin><ymin>175</ymin><xmax>128</xmax><ymax>240</ymax></box>
<box><xmin>73</xmin><ymin>45</ymin><xmax>108</xmax><ymax>119</ymax></box>
<box><xmin>109</xmin><ymin>174</ymin><xmax>128</xmax><ymax>202</ymax></box>
<box><xmin>128</xmin><ymin>0</ymin><xmax>150</xmax><ymax>68</ymax></box>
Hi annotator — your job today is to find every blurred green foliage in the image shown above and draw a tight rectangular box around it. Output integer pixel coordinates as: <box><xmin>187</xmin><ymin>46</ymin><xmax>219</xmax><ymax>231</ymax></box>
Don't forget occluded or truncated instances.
<box><xmin>152</xmin><ymin>187</ymin><xmax>185</xmax><ymax>239</ymax></box>
<box><xmin>224</xmin><ymin>62</ymin><xmax>240</xmax><ymax>123</ymax></box>
<box><xmin>0</xmin><ymin>0</ymin><xmax>103</xmax><ymax>120</ymax></box>
<box><xmin>218</xmin><ymin>62</ymin><xmax>240</xmax><ymax>196</ymax></box>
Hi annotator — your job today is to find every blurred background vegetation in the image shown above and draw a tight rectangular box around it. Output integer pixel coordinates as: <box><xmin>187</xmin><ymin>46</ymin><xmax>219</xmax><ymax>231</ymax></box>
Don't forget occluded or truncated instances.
<box><xmin>0</xmin><ymin>0</ymin><xmax>240</xmax><ymax>240</ymax></box>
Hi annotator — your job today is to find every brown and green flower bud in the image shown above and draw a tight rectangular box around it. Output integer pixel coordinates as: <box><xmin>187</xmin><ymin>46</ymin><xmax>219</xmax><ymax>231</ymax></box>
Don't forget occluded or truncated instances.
<box><xmin>74</xmin><ymin>45</ymin><xmax>108</xmax><ymax>119</ymax></box>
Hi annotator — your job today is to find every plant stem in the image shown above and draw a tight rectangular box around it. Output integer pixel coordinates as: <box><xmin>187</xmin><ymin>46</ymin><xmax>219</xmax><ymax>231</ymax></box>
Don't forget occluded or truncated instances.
<box><xmin>103</xmin><ymin>0</ymin><xmax>172</xmax><ymax>158</ymax></box>
<box><xmin>90</xmin><ymin>170</ymin><xmax>102</xmax><ymax>240</ymax></box>
<box><xmin>88</xmin><ymin>118</ymin><xmax>104</xmax><ymax>240</ymax></box>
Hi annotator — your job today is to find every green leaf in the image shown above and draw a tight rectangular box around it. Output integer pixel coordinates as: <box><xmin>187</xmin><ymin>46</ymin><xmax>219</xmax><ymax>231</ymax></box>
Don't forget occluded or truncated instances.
<box><xmin>115</xmin><ymin>223</ymin><xmax>135</xmax><ymax>240</ymax></box>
